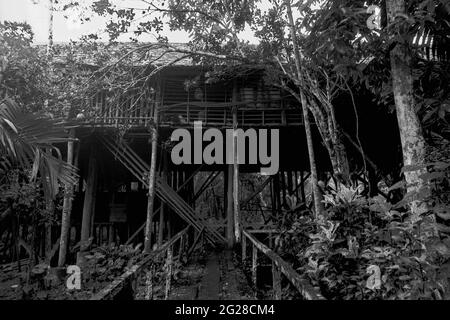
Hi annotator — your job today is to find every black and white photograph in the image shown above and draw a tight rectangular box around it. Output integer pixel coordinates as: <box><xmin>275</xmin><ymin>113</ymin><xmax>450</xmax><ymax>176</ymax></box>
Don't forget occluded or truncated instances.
<box><xmin>0</xmin><ymin>0</ymin><xmax>449</xmax><ymax>311</ymax></box>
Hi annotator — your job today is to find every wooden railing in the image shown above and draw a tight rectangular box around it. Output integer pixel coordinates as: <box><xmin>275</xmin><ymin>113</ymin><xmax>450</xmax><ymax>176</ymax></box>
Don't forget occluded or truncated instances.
<box><xmin>241</xmin><ymin>229</ymin><xmax>325</xmax><ymax>300</ymax></box>
<box><xmin>159</xmin><ymin>101</ymin><xmax>303</xmax><ymax>127</ymax></box>
<box><xmin>84</xmin><ymin>98</ymin><xmax>302</xmax><ymax>128</ymax></box>
<box><xmin>91</xmin><ymin>225</ymin><xmax>198</xmax><ymax>300</ymax></box>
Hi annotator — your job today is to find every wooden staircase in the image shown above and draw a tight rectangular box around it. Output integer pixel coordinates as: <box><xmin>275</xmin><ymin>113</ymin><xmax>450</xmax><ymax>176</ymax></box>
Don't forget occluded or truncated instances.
<box><xmin>98</xmin><ymin>135</ymin><xmax>227</xmax><ymax>246</ymax></box>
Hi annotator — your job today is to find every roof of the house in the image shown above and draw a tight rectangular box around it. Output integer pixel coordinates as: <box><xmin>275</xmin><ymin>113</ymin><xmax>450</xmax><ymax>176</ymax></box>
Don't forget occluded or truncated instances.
<box><xmin>37</xmin><ymin>42</ymin><xmax>194</xmax><ymax>68</ymax></box>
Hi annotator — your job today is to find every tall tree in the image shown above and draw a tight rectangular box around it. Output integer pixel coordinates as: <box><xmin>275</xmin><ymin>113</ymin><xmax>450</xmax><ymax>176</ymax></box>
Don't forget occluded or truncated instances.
<box><xmin>386</xmin><ymin>0</ymin><xmax>428</xmax><ymax>214</ymax></box>
<box><xmin>285</xmin><ymin>0</ymin><xmax>324</xmax><ymax>217</ymax></box>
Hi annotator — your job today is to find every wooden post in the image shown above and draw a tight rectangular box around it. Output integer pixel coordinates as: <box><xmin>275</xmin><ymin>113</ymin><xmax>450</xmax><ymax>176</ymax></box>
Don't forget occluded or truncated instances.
<box><xmin>280</xmin><ymin>171</ymin><xmax>287</xmax><ymax>206</ymax></box>
<box><xmin>232</xmin><ymin>82</ymin><xmax>240</xmax><ymax>244</ymax></box>
<box><xmin>252</xmin><ymin>245</ymin><xmax>258</xmax><ymax>290</ymax></box>
<box><xmin>226</xmin><ymin>165</ymin><xmax>234</xmax><ymax>248</ymax></box>
<box><xmin>241</xmin><ymin>234</ymin><xmax>247</xmax><ymax>263</ymax></box>
<box><xmin>179</xmin><ymin>234</ymin><xmax>185</xmax><ymax>259</ymax></box>
<box><xmin>165</xmin><ymin>245</ymin><xmax>173</xmax><ymax>300</ymax></box>
<box><xmin>108</xmin><ymin>223</ymin><xmax>114</xmax><ymax>245</ymax></box>
<box><xmin>45</xmin><ymin>201</ymin><xmax>53</xmax><ymax>259</ymax></box>
<box><xmin>144</xmin><ymin>98</ymin><xmax>159</xmax><ymax>253</ymax></box>
<box><xmin>287</xmin><ymin>171</ymin><xmax>293</xmax><ymax>196</ymax></box>
<box><xmin>158</xmin><ymin>153</ymin><xmax>168</xmax><ymax>246</ymax></box>
<box><xmin>274</xmin><ymin>174</ymin><xmax>282</xmax><ymax>217</ymax></box>
<box><xmin>78</xmin><ymin>146</ymin><xmax>97</xmax><ymax>262</ymax></box>
<box><xmin>58</xmin><ymin>129</ymin><xmax>76</xmax><ymax>266</ymax></box>
<box><xmin>44</xmin><ymin>149</ymin><xmax>54</xmax><ymax>259</ymax></box>
<box><xmin>145</xmin><ymin>267</ymin><xmax>154</xmax><ymax>300</ymax></box>
<box><xmin>89</xmin><ymin>164</ymin><xmax>98</xmax><ymax>241</ymax></box>
<box><xmin>300</xmin><ymin>172</ymin><xmax>306</xmax><ymax>204</ymax></box>
<box><xmin>272</xmin><ymin>261</ymin><xmax>282</xmax><ymax>299</ymax></box>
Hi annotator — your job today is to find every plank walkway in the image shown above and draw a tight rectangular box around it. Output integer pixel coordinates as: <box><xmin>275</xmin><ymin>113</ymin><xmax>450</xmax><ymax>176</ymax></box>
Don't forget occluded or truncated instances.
<box><xmin>169</xmin><ymin>250</ymin><xmax>252</xmax><ymax>300</ymax></box>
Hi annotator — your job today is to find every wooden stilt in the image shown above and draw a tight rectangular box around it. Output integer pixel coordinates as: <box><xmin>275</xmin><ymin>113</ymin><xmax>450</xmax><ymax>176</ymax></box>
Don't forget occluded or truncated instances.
<box><xmin>252</xmin><ymin>245</ymin><xmax>258</xmax><ymax>290</ymax></box>
<box><xmin>226</xmin><ymin>165</ymin><xmax>234</xmax><ymax>248</ymax></box>
<box><xmin>58</xmin><ymin>129</ymin><xmax>76</xmax><ymax>266</ymax></box>
<box><xmin>232</xmin><ymin>82</ymin><xmax>240</xmax><ymax>243</ymax></box>
<box><xmin>108</xmin><ymin>223</ymin><xmax>114</xmax><ymax>245</ymax></box>
<box><xmin>145</xmin><ymin>267</ymin><xmax>154</xmax><ymax>300</ymax></box>
<box><xmin>165</xmin><ymin>245</ymin><xmax>173</xmax><ymax>299</ymax></box>
<box><xmin>78</xmin><ymin>146</ymin><xmax>98</xmax><ymax>263</ymax></box>
<box><xmin>144</xmin><ymin>100</ymin><xmax>159</xmax><ymax>253</ymax></box>
<box><xmin>287</xmin><ymin>171</ymin><xmax>293</xmax><ymax>196</ymax></box>
<box><xmin>223</xmin><ymin>168</ymin><xmax>228</xmax><ymax>221</ymax></box>
<box><xmin>272</xmin><ymin>261</ymin><xmax>282</xmax><ymax>299</ymax></box>
<box><xmin>274</xmin><ymin>174</ymin><xmax>282</xmax><ymax>217</ymax></box>
<box><xmin>158</xmin><ymin>152</ymin><xmax>168</xmax><ymax>246</ymax></box>
<box><xmin>280</xmin><ymin>171</ymin><xmax>287</xmax><ymax>206</ymax></box>
<box><xmin>89</xmin><ymin>164</ymin><xmax>98</xmax><ymax>242</ymax></box>
<box><xmin>241</xmin><ymin>234</ymin><xmax>247</xmax><ymax>263</ymax></box>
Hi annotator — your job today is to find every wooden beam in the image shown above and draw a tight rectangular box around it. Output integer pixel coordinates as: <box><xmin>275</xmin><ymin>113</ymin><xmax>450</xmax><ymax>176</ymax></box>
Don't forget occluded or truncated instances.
<box><xmin>240</xmin><ymin>177</ymin><xmax>271</xmax><ymax>208</ymax></box>
<box><xmin>186</xmin><ymin>226</ymin><xmax>204</xmax><ymax>260</ymax></box>
<box><xmin>193</xmin><ymin>171</ymin><xmax>220</xmax><ymax>202</ymax></box>
<box><xmin>91</xmin><ymin>226</ymin><xmax>190</xmax><ymax>300</ymax></box>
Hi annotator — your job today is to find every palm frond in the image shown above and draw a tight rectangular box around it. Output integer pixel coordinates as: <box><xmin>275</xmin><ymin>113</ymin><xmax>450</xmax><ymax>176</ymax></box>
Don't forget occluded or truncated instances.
<box><xmin>0</xmin><ymin>98</ymin><xmax>78</xmax><ymax>199</ymax></box>
<box><xmin>413</xmin><ymin>1</ymin><xmax>450</xmax><ymax>62</ymax></box>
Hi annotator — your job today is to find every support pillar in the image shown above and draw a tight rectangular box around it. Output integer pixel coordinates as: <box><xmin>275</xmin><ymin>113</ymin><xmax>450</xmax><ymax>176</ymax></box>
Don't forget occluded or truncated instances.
<box><xmin>78</xmin><ymin>146</ymin><xmax>98</xmax><ymax>263</ymax></box>
<box><xmin>158</xmin><ymin>157</ymin><xmax>167</xmax><ymax>246</ymax></box>
<box><xmin>226</xmin><ymin>165</ymin><xmax>234</xmax><ymax>248</ymax></box>
<box><xmin>144</xmin><ymin>100</ymin><xmax>159</xmax><ymax>253</ymax></box>
<box><xmin>58</xmin><ymin>129</ymin><xmax>75</xmax><ymax>266</ymax></box>
<box><xmin>232</xmin><ymin>82</ymin><xmax>240</xmax><ymax>243</ymax></box>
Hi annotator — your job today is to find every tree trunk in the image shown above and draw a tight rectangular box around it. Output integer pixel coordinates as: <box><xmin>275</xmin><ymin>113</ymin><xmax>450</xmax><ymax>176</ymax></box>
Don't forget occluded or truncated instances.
<box><xmin>285</xmin><ymin>0</ymin><xmax>324</xmax><ymax>217</ymax></box>
<box><xmin>307</xmin><ymin>96</ymin><xmax>350</xmax><ymax>183</ymax></box>
<box><xmin>386</xmin><ymin>0</ymin><xmax>428</xmax><ymax>214</ymax></box>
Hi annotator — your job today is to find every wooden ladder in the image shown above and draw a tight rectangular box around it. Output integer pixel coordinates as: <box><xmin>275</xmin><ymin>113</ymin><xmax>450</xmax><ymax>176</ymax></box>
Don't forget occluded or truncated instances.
<box><xmin>98</xmin><ymin>135</ymin><xmax>227</xmax><ymax>246</ymax></box>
